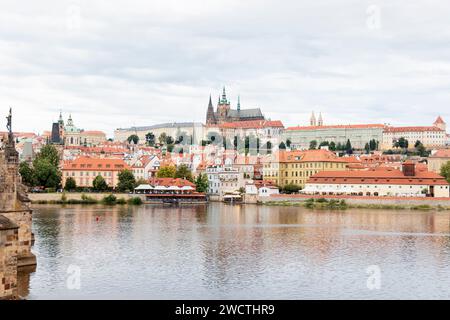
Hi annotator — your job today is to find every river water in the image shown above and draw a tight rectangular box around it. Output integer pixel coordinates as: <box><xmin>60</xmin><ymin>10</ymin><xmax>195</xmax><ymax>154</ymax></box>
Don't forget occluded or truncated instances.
<box><xmin>21</xmin><ymin>203</ymin><xmax>450</xmax><ymax>299</ymax></box>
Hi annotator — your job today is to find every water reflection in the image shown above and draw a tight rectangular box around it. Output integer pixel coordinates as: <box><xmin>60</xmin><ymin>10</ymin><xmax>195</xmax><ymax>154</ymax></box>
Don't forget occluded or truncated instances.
<box><xmin>21</xmin><ymin>204</ymin><xmax>450</xmax><ymax>299</ymax></box>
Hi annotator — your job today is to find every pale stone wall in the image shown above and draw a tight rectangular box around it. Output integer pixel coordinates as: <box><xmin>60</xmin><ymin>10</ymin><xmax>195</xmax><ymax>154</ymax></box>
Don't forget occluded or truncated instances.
<box><xmin>0</xmin><ymin>221</ymin><xmax>19</xmax><ymax>300</ymax></box>
<box><xmin>29</xmin><ymin>192</ymin><xmax>132</xmax><ymax>202</ymax></box>
<box><xmin>2</xmin><ymin>210</ymin><xmax>34</xmax><ymax>265</ymax></box>
<box><xmin>259</xmin><ymin>194</ymin><xmax>450</xmax><ymax>207</ymax></box>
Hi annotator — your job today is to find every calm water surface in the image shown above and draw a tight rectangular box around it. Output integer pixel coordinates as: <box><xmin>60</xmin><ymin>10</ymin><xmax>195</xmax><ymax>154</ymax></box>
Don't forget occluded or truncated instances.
<box><xmin>21</xmin><ymin>203</ymin><xmax>450</xmax><ymax>299</ymax></box>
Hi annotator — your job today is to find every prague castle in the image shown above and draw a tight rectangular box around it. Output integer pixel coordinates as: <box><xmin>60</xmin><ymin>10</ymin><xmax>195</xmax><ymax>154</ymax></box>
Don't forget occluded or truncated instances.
<box><xmin>206</xmin><ymin>87</ymin><xmax>265</xmax><ymax>125</ymax></box>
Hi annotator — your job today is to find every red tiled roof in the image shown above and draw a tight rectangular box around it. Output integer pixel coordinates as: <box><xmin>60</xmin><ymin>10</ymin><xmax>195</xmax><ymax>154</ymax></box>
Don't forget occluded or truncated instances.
<box><xmin>147</xmin><ymin>177</ymin><xmax>195</xmax><ymax>188</ymax></box>
<box><xmin>430</xmin><ymin>149</ymin><xmax>450</xmax><ymax>158</ymax></box>
<box><xmin>81</xmin><ymin>130</ymin><xmax>106</xmax><ymax>136</ymax></box>
<box><xmin>286</xmin><ymin>124</ymin><xmax>385</xmax><ymax>131</ymax></box>
<box><xmin>280</xmin><ymin>149</ymin><xmax>353</xmax><ymax>163</ymax></box>
<box><xmin>220</xmin><ymin>120</ymin><xmax>284</xmax><ymax>129</ymax></box>
<box><xmin>434</xmin><ymin>116</ymin><xmax>446</xmax><ymax>124</ymax></box>
<box><xmin>384</xmin><ymin>126</ymin><xmax>444</xmax><ymax>133</ymax></box>
<box><xmin>308</xmin><ymin>168</ymin><xmax>449</xmax><ymax>186</ymax></box>
<box><xmin>63</xmin><ymin>157</ymin><xmax>130</xmax><ymax>171</ymax></box>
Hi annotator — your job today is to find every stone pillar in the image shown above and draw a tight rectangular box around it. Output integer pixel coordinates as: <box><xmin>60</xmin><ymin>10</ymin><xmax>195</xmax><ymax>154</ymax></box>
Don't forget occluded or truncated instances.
<box><xmin>0</xmin><ymin>216</ymin><xmax>19</xmax><ymax>300</ymax></box>
<box><xmin>2</xmin><ymin>210</ymin><xmax>35</xmax><ymax>267</ymax></box>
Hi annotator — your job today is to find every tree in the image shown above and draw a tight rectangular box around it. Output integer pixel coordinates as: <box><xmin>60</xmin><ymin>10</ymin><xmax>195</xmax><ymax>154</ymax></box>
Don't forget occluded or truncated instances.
<box><xmin>32</xmin><ymin>158</ymin><xmax>61</xmax><ymax>188</ymax></box>
<box><xmin>440</xmin><ymin>161</ymin><xmax>450</xmax><ymax>183</ymax></box>
<box><xmin>158</xmin><ymin>132</ymin><xmax>167</xmax><ymax>145</ymax></box>
<box><xmin>286</xmin><ymin>138</ymin><xmax>292</xmax><ymax>148</ymax></box>
<box><xmin>319</xmin><ymin>141</ymin><xmax>329</xmax><ymax>149</ymax></box>
<box><xmin>195</xmin><ymin>173</ymin><xmax>209</xmax><ymax>193</ymax></box>
<box><xmin>157</xmin><ymin>165</ymin><xmax>176</xmax><ymax>178</ymax></box>
<box><xmin>369</xmin><ymin>139</ymin><xmax>378</xmax><ymax>151</ymax></box>
<box><xmin>394</xmin><ymin>137</ymin><xmax>408</xmax><ymax>150</ymax></box>
<box><xmin>93</xmin><ymin>175</ymin><xmax>108</xmax><ymax>192</ymax></box>
<box><xmin>345</xmin><ymin>139</ymin><xmax>353</xmax><ymax>154</ymax></box>
<box><xmin>64</xmin><ymin>177</ymin><xmax>77</xmax><ymax>191</ymax></box>
<box><xmin>414</xmin><ymin>140</ymin><xmax>422</xmax><ymax>148</ymax></box>
<box><xmin>414</xmin><ymin>140</ymin><xmax>427</xmax><ymax>157</ymax></box>
<box><xmin>36</xmin><ymin>144</ymin><xmax>59</xmax><ymax>167</ymax></box>
<box><xmin>127</xmin><ymin>134</ymin><xmax>139</xmax><ymax>144</ymax></box>
<box><xmin>282</xmin><ymin>184</ymin><xmax>301</xmax><ymax>194</ymax></box>
<box><xmin>309</xmin><ymin>140</ymin><xmax>318</xmax><ymax>150</ymax></box>
<box><xmin>166</xmin><ymin>135</ymin><xmax>174</xmax><ymax>145</ymax></box>
<box><xmin>117</xmin><ymin>169</ymin><xmax>136</xmax><ymax>192</ymax></box>
<box><xmin>19</xmin><ymin>161</ymin><xmax>35</xmax><ymax>186</ymax></box>
<box><xmin>329</xmin><ymin>141</ymin><xmax>336</xmax><ymax>151</ymax></box>
<box><xmin>175</xmin><ymin>164</ymin><xmax>193</xmax><ymax>182</ymax></box>
<box><xmin>279</xmin><ymin>142</ymin><xmax>286</xmax><ymax>150</ymax></box>
<box><xmin>364</xmin><ymin>143</ymin><xmax>370</xmax><ymax>154</ymax></box>
<box><xmin>145</xmin><ymin>132</ymin><xmax>155</xmax><ymax>146</ymax></box>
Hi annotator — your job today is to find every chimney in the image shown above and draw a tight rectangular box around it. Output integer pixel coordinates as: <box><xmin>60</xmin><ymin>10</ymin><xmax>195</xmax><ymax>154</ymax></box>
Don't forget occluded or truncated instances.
<box><xmin>402</xmin><ymin>161</ymin><xmax>415</xmax><ymax>176</ymax></box>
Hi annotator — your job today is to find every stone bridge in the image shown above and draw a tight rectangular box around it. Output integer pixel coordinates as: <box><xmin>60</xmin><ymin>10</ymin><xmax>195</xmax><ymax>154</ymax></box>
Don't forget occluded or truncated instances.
<box><xmin>0</xmin><ymin>110</ymin><xmax>36</xmax><ymax>300</ymax></box>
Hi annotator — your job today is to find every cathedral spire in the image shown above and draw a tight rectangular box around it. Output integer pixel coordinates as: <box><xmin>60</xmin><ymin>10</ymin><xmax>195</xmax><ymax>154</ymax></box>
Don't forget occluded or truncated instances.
<box><xmin>206</xmin><ymin>94</ymin><xmax>217</xmax><ymax>125</ymax></box>
<box><xmin>220</xmin><ymin>86</ymin><xmax>229</xmax><ymax>105</ymax></box>
<box><xmin>318</xmin><ymin>112</ymin><xmax>323</xmax><ymax>126</ymax></box>
<box><xmin>237</xmin><ymin>95</ymin><xmax>241</xmax><ymax>112</ymax></box>
<box><xmin>310</xmin><ymin>111</ymin><xmax>316</xmax><ymax>126</ymax></box>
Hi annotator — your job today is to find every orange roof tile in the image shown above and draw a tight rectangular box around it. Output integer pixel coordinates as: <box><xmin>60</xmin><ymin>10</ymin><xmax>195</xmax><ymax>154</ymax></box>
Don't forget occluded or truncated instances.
<box><xmin>434</xmin><ymin>116</ymin><xmax>446</xmax><ymax>124</ymax></box>
<box><xmin>308</xmin><ymin>168</ymin><xmax>448</xmax><ymax>186</ymax></box>
<box><xmin>148</xmin><ymin>177</ymin><xmax>195</xmax><ymax>188</ymax></box>
<box><xmin>430</xmin><ymin>149</ymin><xmax>450</xmax><ymax>158</ymax></box>
<box><xmin>286</xmin><ymin>124</ymin><xmax>385</xmax><ymax>131</ymax></box>
<box><xmin>384</xmin><ymin>126</ymin><xmax>444</xmax><ymax>133</ymax></box>
<box><xmin>220</xmin><ymin>120</ymin><xmax>284</xmax><ymax>129</ymax></box>
<box><xmin>81</xmin><ymin>130</ymin><xmax>106</xmax><ymax>136</ymax></box>
<box><xmin>62</xmin><ymin>157</ymin><xmax>130</xmax><ymax>171</ymax></box>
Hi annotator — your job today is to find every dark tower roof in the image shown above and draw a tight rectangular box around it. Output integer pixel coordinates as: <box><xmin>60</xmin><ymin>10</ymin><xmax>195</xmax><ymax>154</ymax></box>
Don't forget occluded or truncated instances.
<box><xmin>206</xmin><ymin>95</ymin><xmax>217</xmax><ymax>125</ymax></box>
<box><xmin>51</xmin><ymin>122</ymin><xmax>62</xmax><ymax>144</ymax></box>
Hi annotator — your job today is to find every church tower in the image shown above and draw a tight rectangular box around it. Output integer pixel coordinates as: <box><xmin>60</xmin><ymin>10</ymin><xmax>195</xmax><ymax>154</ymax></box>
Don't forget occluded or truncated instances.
<box><xmin>217</xmin><ymin>87</ymin><xmax>231</xmax><ymax>121</ymax></box>
<box><xmin>433</xmin><ymin>116</ymin><xmax>446</xmax><ymax>131</ymax></box>
<box><xmin>318</xmin><ymin>112</ymin><xmax>323</xmax><ymax>126</ymax></box>
<box><xmin>310</xmin><ymin>111</ymin><xmax>317</xmax><ymax>126</ymax></box>
<box><xmin>206</xmin><ymin>95</ymin><xmax>216</xmax><ymax>125</ymax></box>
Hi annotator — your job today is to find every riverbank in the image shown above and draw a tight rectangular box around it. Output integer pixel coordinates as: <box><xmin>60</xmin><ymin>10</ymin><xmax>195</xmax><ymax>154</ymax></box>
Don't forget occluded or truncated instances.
<box><xmin>29</xmin><ymin>192</ymin><xmax>142</xmax><ymax>206</ymax></box>
<box><xmin>261</xmin><ymin>199</ymin><xmax>450</xmax><ymax>211</ymax></box>
<box><xmin>259</xmin><ymin>194</ymin><xmax>450</xmax><ymax>210</ymax></box>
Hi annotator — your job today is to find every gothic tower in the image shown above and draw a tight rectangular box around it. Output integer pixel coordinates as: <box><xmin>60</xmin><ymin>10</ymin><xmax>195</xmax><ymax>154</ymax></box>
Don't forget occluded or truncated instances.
<box><xmin>310</xmin><ymin>111</ymin><xmax>317</xmax><ymax>126</ymax></box>
<box><xmin>217</xmin><ymin>87</ymin><xmax>231</xmax><ymax>120</ymax></box>
<box><xmin>318</xmin><ymin>112</ymin><xmax>323</xmax><ymax>126</ymax></box>
<box><xmin>206</xmin><ymin>95</ymin><xmax>216</xmax><ymax>125</ymax></box>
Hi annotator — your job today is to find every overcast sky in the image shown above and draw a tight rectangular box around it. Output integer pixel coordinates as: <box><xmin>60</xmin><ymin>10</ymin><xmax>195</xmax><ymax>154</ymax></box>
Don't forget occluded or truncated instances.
<box><xmin>1</xmin><ymin>0</ymin><xmax>450</xmax><ymax>137</ymax></box>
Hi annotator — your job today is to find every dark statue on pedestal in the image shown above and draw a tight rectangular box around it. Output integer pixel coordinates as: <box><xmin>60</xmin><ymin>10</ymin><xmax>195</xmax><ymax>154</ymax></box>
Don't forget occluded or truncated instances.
<box><xmin>4</xmin><ymin>108</ymin><xmax>18</xmax><ymax>162</ymax></box>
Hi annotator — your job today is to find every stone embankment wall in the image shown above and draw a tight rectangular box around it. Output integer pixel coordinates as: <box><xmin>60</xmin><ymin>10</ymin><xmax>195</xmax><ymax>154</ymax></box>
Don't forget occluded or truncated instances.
<box><xmin>29</xmin><ymin>192</ymin><xmax>132</xmax><ymax>202</ymax></box>
<box><xmin>258</xmin><ymin>194</ymin><xmax>450</xmax><ymax>207</ymax></box>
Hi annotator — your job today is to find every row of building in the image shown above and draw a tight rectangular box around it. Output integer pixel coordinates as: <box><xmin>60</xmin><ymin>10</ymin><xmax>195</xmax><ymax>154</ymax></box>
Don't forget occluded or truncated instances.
<box><xmin>113</xmin><ymin>88</ymin><xmax>450</xmax><ymax>151</ymax></box>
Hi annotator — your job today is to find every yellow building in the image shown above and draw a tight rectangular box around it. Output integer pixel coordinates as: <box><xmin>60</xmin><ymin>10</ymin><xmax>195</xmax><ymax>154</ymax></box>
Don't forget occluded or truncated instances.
<box><xmin>263</xmin><ymin>149</ymin><xmax>355</xmax><ymax>188</ymax></box>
